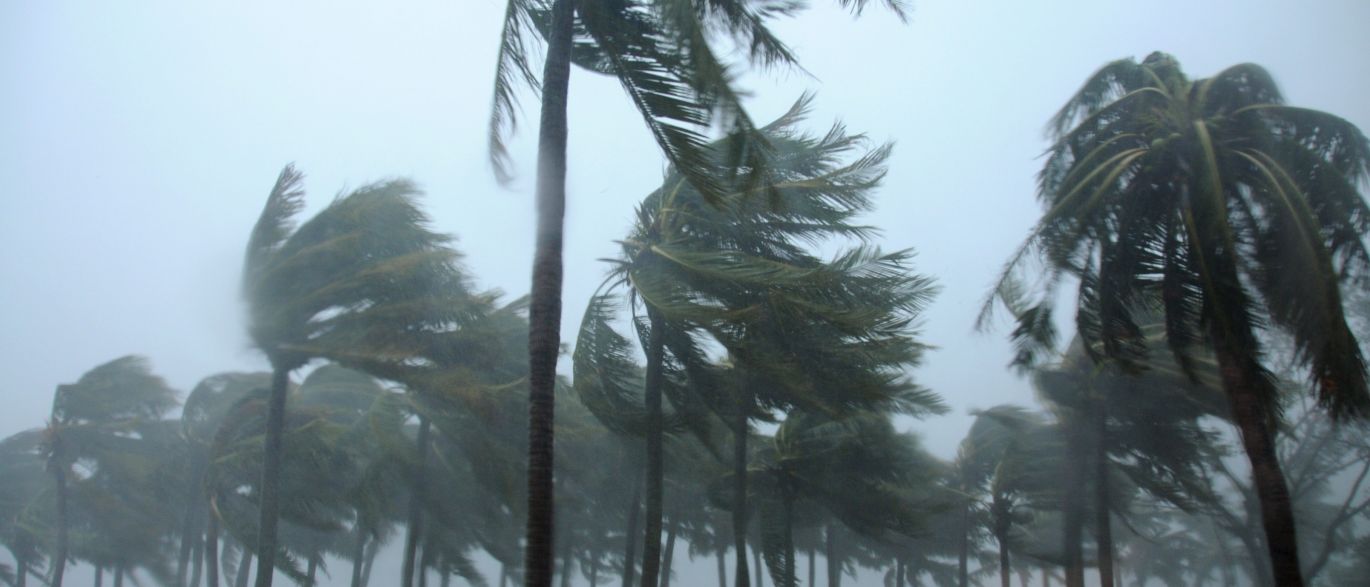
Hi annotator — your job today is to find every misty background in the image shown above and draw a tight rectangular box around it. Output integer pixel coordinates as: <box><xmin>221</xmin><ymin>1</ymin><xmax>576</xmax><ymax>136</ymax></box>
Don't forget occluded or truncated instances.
<box><xmin>3</xmin><ymin>1</ymin><xmax>1369</xmax><ymax>585</ymax></box>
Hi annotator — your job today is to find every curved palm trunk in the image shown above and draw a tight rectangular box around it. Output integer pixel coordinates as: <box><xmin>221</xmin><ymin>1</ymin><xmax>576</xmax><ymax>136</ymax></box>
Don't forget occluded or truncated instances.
<box><xmin>623</xmin><ymin>482</ymin><xmax>642</xmax><ymax>587</ymax></box>
<box><xmin>733</xmin><ymin>393</ymin><xmax>751</xmax><ymax>587</ymax></box>
<box><xmin>52</xmin><ymin>465</ymin><xmax>68</xmax><ymax>587</ymax></box>
<box><xmin>995</xmin><ymin>510</ymin><xmax>1010</xmax><ymax>587</ymax></box>
<box><xmin>641</xmin><ymin>311</ymin><xmax>666</xmax><ymax>587</ymax></box>
<box><xmin>660</xmin><ymin>517</ymin><xmax>677</xmax><ymax>587</ymax></box>
<box><xmin>403</xmin><ymin>417</ymin><xmax>433</xmax><ymax>587</ymax></box>
<box><xmin>254</xmin><ymin>367</ymin><xmax>291</xmax><ymax>587</ymax></box>
<box><xmin>191</xmin><ymin>531</ymin><xmax>206</xmax><ymax>587</ymax></box>
<box><xmin>361</xmin><ymin>536</ymin><xmax>380</xmax><ymax>587</ymax></box>
<box><xmin>1211</xmin><ymin>335</ymin><xmax>1304</xmax><ymax>587</ymax></box>
<box><xmin>234</xmin><ymin>553</ymin><xmax>252</xmax><ymax>587</ymax></box>
<box><xmin>350</xmin><ymin>529</ymin><xmax>367</xmax><ymax>587</ymax></box>
<box><xmin>524</xmin><ymin>0</ymin><xmax>574</xmax><ymax>583</ymax></box>
<box><xmin>1093</xmin><ymin>408</ymin><xmax>1114</xmax><ymax>587</ymax></box>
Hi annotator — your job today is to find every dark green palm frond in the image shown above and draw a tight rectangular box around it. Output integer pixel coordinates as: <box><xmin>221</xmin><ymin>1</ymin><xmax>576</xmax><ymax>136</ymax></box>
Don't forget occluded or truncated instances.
<box><xmin>573</xmin><ymin>294</ymin><xmax>651</xmax><ymax>434</ymax></box>
<box><xmin>244</xmin><ymin>165</ymin><xmax>306</xmax><ymax>288</ymax></box>
<box><xmin>488</xmin><ymin>0</ymin><xmax>543</xmax><ymax>184</ymax></box>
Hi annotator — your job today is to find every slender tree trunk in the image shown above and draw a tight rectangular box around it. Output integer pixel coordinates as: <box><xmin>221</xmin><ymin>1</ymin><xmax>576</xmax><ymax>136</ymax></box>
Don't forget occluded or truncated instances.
<box><xmin>558</xmin><ymin>527</ymin><xmax>573</xmax><ymax>587</ymax></box>
<box><xmin>403</xmin><ymin>417</ymin><xmax>433</xmax><ymax>587</ymax></box>
<box><xmin>16</xmin><ymin>555</ymin><xmax>26</xmax><ymax>587</ymax></box>
<box><xmin>499</xmin><ymin>564</ymin><xmax>508</xmax><ymax>587</ymax></box>
<box><xmin>998</xmin><ymin>529</ymin><xmax>1011</xmax><ymax>587</ymax></box>
<box><xmin>178</xmin><ymin>499</ymin><xmax>197</xmax><ymax>587</ymax></box>
<box><xmin>895</xmin><ymin>559</ymin><xmax>905</xmax><ymax>587</ymax></box>
<box><xmin>350</xmin><ymin>529</ymin><xmax>367</xmax><ymax>587</ymax></box>
<box><xmin>191</xmin><ymin>529</ymin><xmax>206</xmax><ymax>587</ymax></box>
<box><xmin>641</xmin><ymin>312</ymin><xmax>667</xmax><ymax>587</ymax></box>
<box><xmin>716</xmin><ymin>547</ymin><xmax>726</xmax><ymax>587</ymax></box>
<box><xmin>782</xmin><ymin>496</ymin><xmax>794</xmax><ymax>587</ymax></box>
<box><xmin>307</xmin><ymin>559</ymin><xmax>319</xmax><ymax>587</ymax></box>
<box><xmin>1041</xmin><ymin>568</ymin><xmax>1049</xmax><ymax>587</ymax></box>
<box><xmin>113</xmin><ymin>566</ymin><xmax>124</xmax><ymax>587</ymax></box>
<box><xmin>623</xmin><ymin>481</ymin><xmax>643</xmax><ymax>587</ymax></box>
<box><xmin>235</xmin><ymin>554</ymin><xmax>252</xmax><ymax>587</ymax></box>
<box><xmin>1062</xmin><ymin>412</ymin><xmax>1086</xmax><ymax>587</ymax></box>
<box><xmin>752</xmin><ymin>544</ymin><xmax>763</xmax><ymax>587</ymax></box>
<box><xmin>958</xmin><ymin>500</ymin><xmax>970</xmax><ymax>587</ymax></box>
<box><xmin>361</xmin><ymin>536</ymin><xmax>380</xmax><ymax>587</ymax></box>
<box><xmin>96</xmin><ymin>566</ymin><xmax>104</xmax><ymax>587</ymax></box>
<box><xmin>524</xmin><ymin>0</ymin><xmax>574</xmax><ymax>583</ymax></box>
<box><xmin>52</xmin><ymin>464</ymin><xmax>68</xmax><ymax>587</ymax></box>
<box><xmin>660</xmin><ymin>517</ymin><xmax>677</xmax><ymax>587</ymax></box>
<box><xmin>592</xmin><ymin>553</ymin><xmax>600</xmax><ymax>586</ymax></box>
<box><xmin>254</xmin><ymin>367</ymin><xmax>291</xmax><ymax>587</ymax></box>
<box><xmin>441</xmin><ymin>573</ymin><xmax>450</xmax><ymax>587</ymax></box>
<box><xmin>825</xmin><ymin>525</ymin><xmax>840</xmax><ymax>587</ymax></box>
<box><xmin>733</xmin><ymin>393</ymin><xmax>751</xmax><ymax>587</ymax></box>
<box><xmin>207</xmin><ymin>508</ymin><xmax>220</xmax><ymax>587</ymax></box>
<box><xmin>1094</xmin><ymin>406</ymin><xmax>1114</xmax><ymax>587</ymax></box>
<box><xmin>1212</xmin><ymin>337</ymin><xmax>1305</xmax><ymax>587</ymax></box>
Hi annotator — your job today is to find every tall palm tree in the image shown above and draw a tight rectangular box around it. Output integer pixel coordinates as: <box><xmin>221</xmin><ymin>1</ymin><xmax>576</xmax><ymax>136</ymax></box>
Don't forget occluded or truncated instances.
<box><xmin>488</xmin><ymin>3</ymin><xmax>910</xmax><ymax>582</ymax></box>
<box><xmin>982</xmin><ymin>52</ymin><xmax>1370</xmax><ymax>586</ymax></box>
<box><xmin>42</xmin><ymin>356</ymin><xmax>179</xmax><ymax>587</ymax></box>
<box><xmin>241</xmin><ymin>165</ymin><xmax>470</xmax><ymax>587</ymax></box>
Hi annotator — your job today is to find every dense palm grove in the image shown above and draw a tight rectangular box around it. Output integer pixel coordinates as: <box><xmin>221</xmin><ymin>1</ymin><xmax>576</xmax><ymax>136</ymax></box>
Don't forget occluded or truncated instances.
<box><xmin>6</xmin><ymin>3</ymin><xmax>1370</xmax><ymax>587</ymax></box>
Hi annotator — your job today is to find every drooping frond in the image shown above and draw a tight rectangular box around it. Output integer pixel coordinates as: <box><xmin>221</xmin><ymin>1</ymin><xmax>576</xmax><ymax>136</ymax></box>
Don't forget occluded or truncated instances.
<box><xmin>488</xmin><ymin>0</ymin><xmax>544</xmax><ymax>184</ymax></box>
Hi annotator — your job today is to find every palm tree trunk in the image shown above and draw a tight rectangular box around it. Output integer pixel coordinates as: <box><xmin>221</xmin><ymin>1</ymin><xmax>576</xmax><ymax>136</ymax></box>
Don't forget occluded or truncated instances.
<box><xmin>206</xmin><ymin>508</ymin><xmax>220</xmax><ymax>587</ymax></box>
<box><xmin>825</xmin><ymin>525</ymin><xmax>840</xmax><ymax>587</ymax></box>
<box><xmin>403</xmin><ymin>417</ymin><xmax>432</xmax><ymax>587</ymax></box>
<box><xmin>113</xmin><ymin>566</ymin><xmax>124</xmax><ymax>587</ymax></box>
<box><xmin>191</xmin><ymin>530</ymin><xmax>206</xmax><ymax>587</ymax></box>
<box><xmin>307</xmin><ymin>559</ymin><xmax>319</xmax><ymax>587</ymax></box>
<box><xmin>958</xmin><ymin>500</ymin><xmax>970</xmax><ymax>587</ymax></box>
<box><xmin>1062</xmin><ymin>413</ymin><xmax>1085</xmax><ymax>587</ymax></box>
<box><xmin>52</xmin><ymin>465</ymin><xmax>69</xmax><ymax>587</ymax></box>
<box><xmin>752</xmin><ymin>544</ymin><xmax>763</xmax><ymax>587</ymax></box>
<box><xmin>660</xmin><ymin>517</ymin><xmax>677</xmax><ymax>587</ymax></box>
<box><xmin>783</xmin><ymin>496</ymin><xmax>795</xmax><ymax>587</ymax></box>
<box><xmin>254</xmin><ymin>366</ymin><xmax>291</xmax><ymax>587</ymax></box>
<box><xmin>591</xmin><ymin>553</ymin><xmax>600</xmax><ymax>586</ymax></box>
<box><xmin>499</xmin><ymin>565</ymin><xmax>508</xmax><ymax>587</ymax></box>
<box><xmin>733</xmin><ymin>393</ymin><xmax>751</xmax><ymax>587</ymax></box>
<box><xmin>350</xmin><ymin>529</ymin><xmax>367</xmax><ymax>587</ymax></box>
<box><xmin>418</xmin><ymin>547</ymin><xmax>431</xmax><ymax>587</ymax></box>
<box><xmin>1212</xmin><ymin>337</ymin><xmax>1305</xmax><ymax>587</ymax></box>
<box><xmin>96</xmin><ymin>566</ymin><xmax>103</xmax><ymax>587</ymax></box>
<box><xmin>559</xmin><ymin>546</ymin><xmax>573</xmax><ymax>587</ymax></box>
<box><xmin>998</xmin><ymin>529</ymin><xmax>1011</xmax><ymax>587</ymax></box>
<box><xmin>524</xmin><ymin>0</ymin><xmax>574</xmax><ymax>583</ymax></box>
<box><xmin>716</xmin><ymin>547</ymin><xmax>726</xmax><ymax>587</ymax></box>
<box><xmin>1094</xmin><ymin>407</ymin><xmax>1114</xmax><ymax>587</ymax></box>
<box><xmin>641</xmin><ymin>311</ymin><xmax>666</xmax><ymax>587</ymax></box>
<box><xmin>234</xmin><ymin>554</ymin><xmax>252</xmax><ymax>587</ymax></box>
<box><xmin>178</xmin><ymin>500</ymin><xmax>197</xmax><ymax>587</ymax></box>
<box><xmin>361</xmin><ymin>536</ymin><xmax>379</xmax><ymax>587</ymax></box>
<box><xmin>623</xmin><ymin>481</ymin><xmax>642</xmax><ymax>587</ymax></box>
<box><xmin>895</xmin><ymin>559</ymin><xmax>905</xmax><ymax>587</ymax></box>
<box><xmin>16</xmin><ymin>554</ymin><xmax>26</xmax><ymax>587</ymax></box>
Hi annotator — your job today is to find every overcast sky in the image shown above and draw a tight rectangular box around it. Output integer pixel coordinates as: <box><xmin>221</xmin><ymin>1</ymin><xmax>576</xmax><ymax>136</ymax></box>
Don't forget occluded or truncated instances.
<box><xmin>3</xmin><ymin>0</ymin><xmax>1369</xmax><ymax>584</ymax></box>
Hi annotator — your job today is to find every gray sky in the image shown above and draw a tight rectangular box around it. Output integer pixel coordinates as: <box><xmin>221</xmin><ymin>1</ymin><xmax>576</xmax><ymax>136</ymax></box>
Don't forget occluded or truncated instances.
<box><xmin>3</xmin><ymin>0</ymin><xmax>1369</xmax><ymax>583</ymax></box>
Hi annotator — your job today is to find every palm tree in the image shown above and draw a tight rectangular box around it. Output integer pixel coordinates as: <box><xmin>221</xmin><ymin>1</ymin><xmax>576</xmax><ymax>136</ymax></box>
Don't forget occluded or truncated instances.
<box><xmin>42</xmin><ymin>356</ymin><xmax>179</xmax><ymax>587</ymax></box>
<box><xmin>488</xmin><ymin>2</ymin><xmax>912</xmax><ymax>582</ymax></box>
<box><xmin>0</xmin><ymin>429</ymin><xmax>50</xmax><ymax>587</ymax></box>
<box><xmin>241</xmin><ymin>165</ymin><xmax>470</xmax><ymax>587</ymax></box>
<box><xmin>982</xmin><ymin>52</ymin><xmax>1370</xmax><ymax>586</ymax></box>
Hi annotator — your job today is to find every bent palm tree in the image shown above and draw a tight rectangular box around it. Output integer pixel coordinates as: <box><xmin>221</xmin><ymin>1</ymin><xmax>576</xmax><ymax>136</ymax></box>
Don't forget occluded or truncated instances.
<box><xmin>241</xmin><ymin>165</ymin><xmax>469</xmax><ymax>587</ymax></box>
<box><xmin>983</xmin><ymin>52</ymin><xmax>1370</xmax><ymax>586</ymax></box>
<box><xmin>489</xmin><ymin>3</ymin><xmax>910</xmax><ymax>582</ymax></box>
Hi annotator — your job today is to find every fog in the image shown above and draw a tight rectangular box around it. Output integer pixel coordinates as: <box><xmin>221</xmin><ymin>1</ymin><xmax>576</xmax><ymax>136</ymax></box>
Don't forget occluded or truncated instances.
<box><xmin>3</xmin><ymin>1</ymin><xmax>1369</xmax><ymax>586</ymax></box>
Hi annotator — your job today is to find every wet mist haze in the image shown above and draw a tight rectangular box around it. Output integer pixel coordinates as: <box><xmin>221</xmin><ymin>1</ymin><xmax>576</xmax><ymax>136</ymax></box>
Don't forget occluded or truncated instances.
<box><xmin>3</xmin><ymin>1</ymin><xmax>1370</xmax><ymax>586</ymax></box>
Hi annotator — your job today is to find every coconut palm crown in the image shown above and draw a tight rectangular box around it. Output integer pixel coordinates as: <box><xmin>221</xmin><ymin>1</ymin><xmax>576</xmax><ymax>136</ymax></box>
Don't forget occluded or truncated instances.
<box><xmin>983</xmin><ymin>52</ymin><xmax>1370</xmax><ymax>586</ymax></box>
